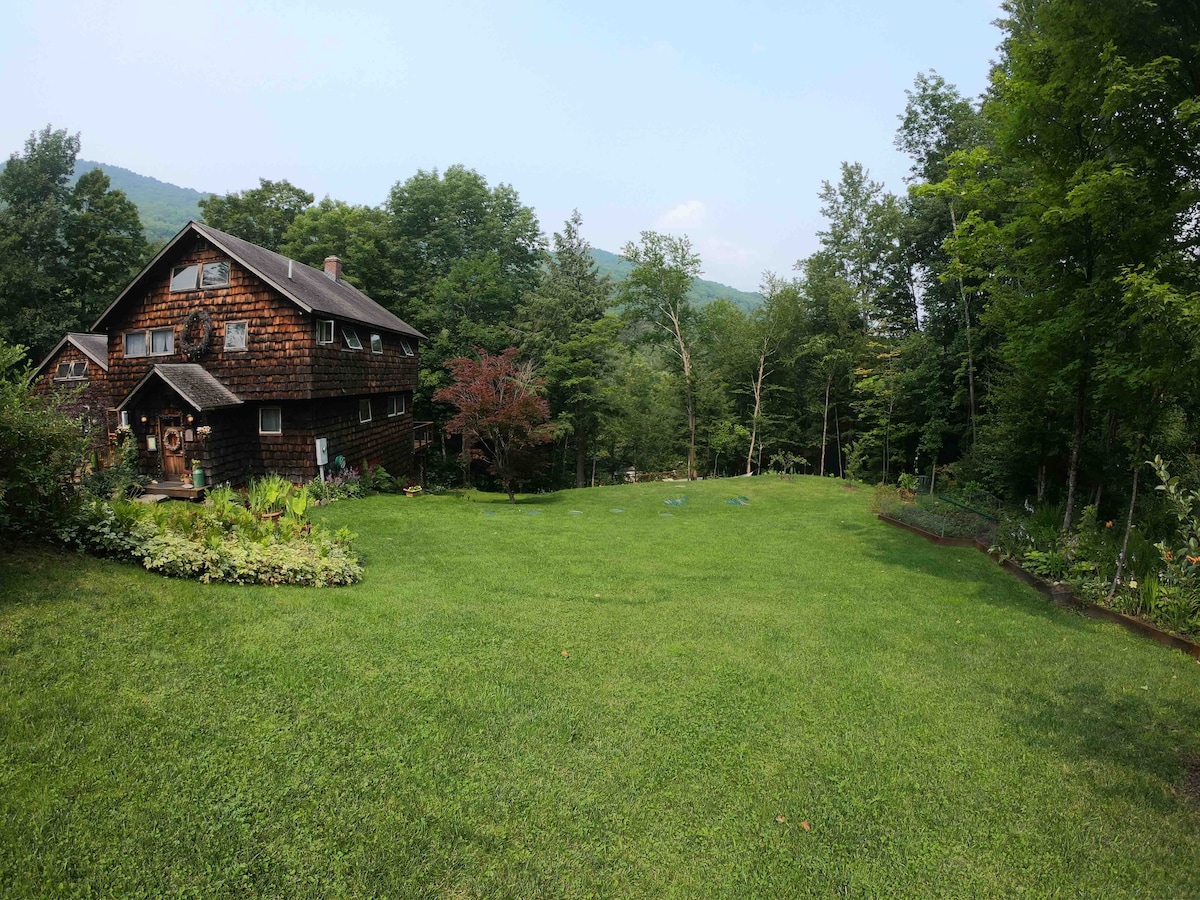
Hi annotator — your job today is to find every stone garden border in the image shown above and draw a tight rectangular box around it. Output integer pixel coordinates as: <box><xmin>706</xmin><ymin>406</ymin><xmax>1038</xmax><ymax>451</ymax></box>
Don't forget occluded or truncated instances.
<box><xmin>878</xmin><ymin>513</ymin><xmax>1200</xmax><ymax>661</ymax></box>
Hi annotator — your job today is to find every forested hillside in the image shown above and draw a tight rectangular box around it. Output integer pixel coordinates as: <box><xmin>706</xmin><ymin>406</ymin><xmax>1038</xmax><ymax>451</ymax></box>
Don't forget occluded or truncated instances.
<box><xmin>71</xmin><ymin>160</ymin><xmax>210</xmax><ymax>244</ymax></box>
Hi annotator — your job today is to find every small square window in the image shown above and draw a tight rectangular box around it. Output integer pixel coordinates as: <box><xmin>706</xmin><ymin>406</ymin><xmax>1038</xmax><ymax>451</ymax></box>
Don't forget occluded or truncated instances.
<box><xmin>71</xmin><ymin>361</ymin><xmax>88</xmax><ymax>377</ymax></box>
<box><xmin>343</xmin><ymin>327</ymin><xmax>363</xmax><ymax>350</ymax></box>
<box><xmin>150</xmin><ymin>328</ymin><xmax>174</xmax><ymax>355</ymax></box>
<box><xmin>125</xmin><ymin>332</ymin><xmax>148</xmax><ymax>357</ymax></box>
<box><xmin>317</xmin><ymin>320</ymin><xmax>334</xmax><ymax>344</ymax></box>
<box><xmin>201</xmin><ymin>261</ymin><xmax>230</xmax><ymax>288</ymax></box>
<box><xmin>359</xmin><ymin>399</ymin><xmax>372</xmax><ymax>423</ymax></box>
<box><xmin>387</xmin><ymin>394</ymin><xmax>406</xmax><ymax>417</ymax></box>
<box><xmin>259</xmin><ymin>407</ymin><xmax>282</xmax><ymax>435</ymax></box>
<box><xmin>370</xmin><ymin>333</ymin><xmax>383</xmax><ymax>354</ymax></box>
<box><xmin>170</xmin><ymin>264</ymin><xmax>199</xmax><ymax>292</ymax></box>
<box><xmin>399</xmin><ymin>337</ymin><xmax>415</xmax><ymax>357</ymax></box>
<box><xmin>225</xmin><ymin>321</ymin><xmax>248</xmax><ymax>351</ymax></box>
<box><xmin>55</xmin><ymin>362</ymin><xmax>72</xmax><ymax>378</ymax></box>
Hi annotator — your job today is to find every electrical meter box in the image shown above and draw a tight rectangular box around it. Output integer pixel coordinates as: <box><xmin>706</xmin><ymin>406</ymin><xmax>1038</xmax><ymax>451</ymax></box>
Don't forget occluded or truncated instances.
<box><xmin>314</xmin><ymin>437</ymin><xmax>329</xmax><ymax>467</ymax></box>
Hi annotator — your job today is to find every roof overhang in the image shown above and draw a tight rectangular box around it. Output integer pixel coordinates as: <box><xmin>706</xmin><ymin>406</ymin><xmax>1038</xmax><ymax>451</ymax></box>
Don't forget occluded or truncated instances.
<box><xmin>117</xmin><ymin>364</ymin><xmax>243</xmax><ymax>413</ymax></box>
<box><xmin>31</xmin><ymin>332</ymin><xmax>110</xmax><ymax>381</ymax></box>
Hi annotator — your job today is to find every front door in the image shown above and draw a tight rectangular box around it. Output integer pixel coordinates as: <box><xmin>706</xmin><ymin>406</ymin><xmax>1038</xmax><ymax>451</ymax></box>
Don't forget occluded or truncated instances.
<box><xmin>158</xmin><ymin>415</ymin><xmax>186</xmax><ymax>480</ymax></box>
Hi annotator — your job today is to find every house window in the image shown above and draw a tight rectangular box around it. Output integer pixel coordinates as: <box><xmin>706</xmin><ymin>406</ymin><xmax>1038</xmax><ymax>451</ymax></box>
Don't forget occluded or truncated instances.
<box><xmin>150</xmin><ymin>328</ymin><xmax>174</xmax><ymax>355</ymax></box>
<box><xmin>170</xmin><ymin>264</ymin><xmax>199</xmax><ymax>292</ymax></box>
<box><xmin>399</xmin><ymin>337</ymin><xmax>415</xmax><ymax>357</ymax></box>
<box><xmin>359</xmin><ymin>399</ymin><xmax>372</xmax><ymax>423</ymax></box>
<box><xmin>225</xmin><ymin>321</ymin><xmax>248</xmax><ymax>351</ymax></box>
<box><xmin>370</xmin><ymin>333</ymin><xmax>383</xmax><ymax>354</ymax></box>
<box><xmin>317</xmin><ymin>320</ymin><xmax>334</xmax><ymax>344</ymax></box>
<box><xmin>343</xmin><ymin>327</ymin><xmax>363</xmax><ymax>350</ymax></box>
<box><xmin>124</xmin><ymin>331</ymin><xmax>148</xmax><ymax>357</ymax></box>
<box><xmin>201</xmin><ymin>261</ymin><xmax>230</xmax><ymax>288</ymax></box>
<box><xmin>54</xmin><ymin>361</ymin><xmax>87</xmax><ymax>379</ymax></box>
<box><xmin>55</xmin><ymin>362</ymin><xmax>71</xmax><ymax>378</ymax></box>
<box><xmin>259</xmin><ymin>407</ymin><xmax>282</xmax><ymax>435</ymax></box>
<box><xmin>387</xmin><ymin>394</ymin><xmax>405</xmax><ymax>417</ymax></box>
<box><xmin>171</xmin><ymin>260</ymin><xmax>230</xmax><ymax>291</ymax></box>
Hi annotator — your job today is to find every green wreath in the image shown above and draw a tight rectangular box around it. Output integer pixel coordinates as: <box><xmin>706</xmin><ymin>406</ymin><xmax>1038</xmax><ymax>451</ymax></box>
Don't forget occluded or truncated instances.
<box><xmin>179</xmin><ymin>309</ymin><xmax>214</xmax><ymax>360</ymax></box>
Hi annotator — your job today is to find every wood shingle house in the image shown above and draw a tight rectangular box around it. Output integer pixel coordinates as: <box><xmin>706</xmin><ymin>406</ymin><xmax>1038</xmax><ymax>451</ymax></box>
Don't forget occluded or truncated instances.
<box><xmin>34</xmin><ymin>221</ymin><xmax>424</xmax><ymax>487</ymax></box>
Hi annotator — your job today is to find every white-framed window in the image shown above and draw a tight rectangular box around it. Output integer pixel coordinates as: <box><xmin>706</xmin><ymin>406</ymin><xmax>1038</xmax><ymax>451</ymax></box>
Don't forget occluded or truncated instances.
<box><xmin>359</xmin><ymin>398</ymin><xmax>372</xmax><ymax>423</ymax></box>
<box><xmin>370</xmin><ymin>333</ymin><xmax>383</xmax><ymax>354</ymax></box>
<box><xmin>124</xmin><ymin>328</ymin><xmax>173</xmax><ymax>357</ymax></box>
<box><xmin>259</xmin><ymin>407</ymin><xmax>282</xmax><ymax>435</ymax></box>
<box><xmin>171</xmin><ymin>260</ymin><xmax>230</xmax><ymax>291</ymax></box>
<box><xmin>170</xmin><ymin>264</ymin><xmax>199</xmax><ymax>292</ymax></box>
<box><xmin>54</xmin><ymin>361</ymin><xmax>88</xmax><ymax>380</ymax></box>
<box><xmin>387</xmin><ymin>394</ymin><xmax>406</xmax><ymax>417</ymax></box>
<box><xmin>343</xmin><ymin>327</ymin><xmax>363</xmax><ymax>351</ymax></box>
<box><xmin>317</xmin><ymin>320</ymin><xmax>334</xmax><ymax>344</ymax></box>
<box><xmin>201</xmin><ymin>261</ymin><xmax>230</xmax><ymax>288</ymax></box>
<box><xmin>399</xmin><ymin>337</ymin><xmax>415</xmax><ymax>357</ymax></box>
<box><xmin>224</xmin><ymin>321</ymin><xmax>248</xmax><ymax>351</ymax></box>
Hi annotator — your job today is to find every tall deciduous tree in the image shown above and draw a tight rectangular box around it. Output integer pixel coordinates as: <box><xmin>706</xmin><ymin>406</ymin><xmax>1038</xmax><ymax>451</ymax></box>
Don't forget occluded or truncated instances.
<box><xmin>620</xmin><ymin>232</ymin><xmax>703</xmax><ymax>479</ymax></box>
<box><xmin>0</xmin><ymin>126</ymin><xmax>146</xmax><ymax>357</ymax></box>
<box><xmin>199</xmin><ymin>178</ymin><xmax>314</xmax><ymax>252</ymax></box>
<box><xmin>434</xmin><ymin>347</ymin><xmax>554</xmax><ymax>502</ymax></box>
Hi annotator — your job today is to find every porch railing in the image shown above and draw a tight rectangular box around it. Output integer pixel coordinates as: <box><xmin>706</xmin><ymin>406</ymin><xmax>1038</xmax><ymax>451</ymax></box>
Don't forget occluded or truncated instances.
<box><xmin>413</xmin><ymin>421</ymin><xmax>435</xmax><ymax>453</ymax></box>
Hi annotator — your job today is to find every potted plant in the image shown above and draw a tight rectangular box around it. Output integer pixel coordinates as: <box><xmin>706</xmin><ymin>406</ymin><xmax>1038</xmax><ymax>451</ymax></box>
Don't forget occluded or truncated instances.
<box><xmin>191</xmin><ymin>459</ymin><xmax>206</xmax><ymax>488</ymax></box>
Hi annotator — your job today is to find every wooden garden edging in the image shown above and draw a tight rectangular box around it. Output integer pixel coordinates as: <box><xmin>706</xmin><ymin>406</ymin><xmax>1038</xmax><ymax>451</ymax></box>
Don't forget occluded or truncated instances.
<box><xmin>877</xmin><ymin>514</ymin><xmax>1200</xmax><ymax>660</ymax></box>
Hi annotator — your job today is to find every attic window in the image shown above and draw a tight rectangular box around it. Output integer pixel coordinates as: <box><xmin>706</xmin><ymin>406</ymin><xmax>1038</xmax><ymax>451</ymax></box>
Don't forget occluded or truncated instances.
<box><xmin>317</xmin><ymin>320</ymin><xmax>334</xmax><ymax>344</ymax></box>
<box><xmin>400</xmin><ymin>337</ymin><xmax>415</xmax><ymax>357</ymax></box>
<box><xmin>54</xmin><ymin>361</ymin><xmax>88</xmax><ymax>380</ymax></box>
<box><xmin>170</xmin><ymin>260</ymin><xmax>230</xmax><ymax>292</ymax></box>
<box><xmin>370</xmin><ymin>333</ymin><xmax>383</xmax><ymax>354</ymax></box>
<box><xmin>342</xmin><ymin>327</ymin><xmax>363</xmax><ymax>351</ymax></box>
<box><xmin>201</xmin><ymin>261</ymin><xmax>230</xmax><ymax>288</ymax></box>
<box><xmin>170</xmin><ymin>265</ymin><xmax>199</xmax><ymax>292</ymax></box>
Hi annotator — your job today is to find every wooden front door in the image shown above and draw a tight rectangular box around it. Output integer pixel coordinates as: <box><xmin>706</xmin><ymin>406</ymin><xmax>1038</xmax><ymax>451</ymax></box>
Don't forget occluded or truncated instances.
<box><xmin>158</xmin><ymin>415</ymin><xmax>187</xmax><ymax>480</ymax></box>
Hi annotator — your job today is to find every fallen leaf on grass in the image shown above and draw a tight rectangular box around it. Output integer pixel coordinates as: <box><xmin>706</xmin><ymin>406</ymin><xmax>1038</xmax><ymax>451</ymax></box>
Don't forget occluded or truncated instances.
<box><xmin>800</xmin><ymin>820</ymin><xmax>811</xmax><ymax>831</ymax></box>
<box><xmin>775</xmin><ymin>815</ymin><xmax>786</xmax><ymax>823</ymax></box>
<box><xmin>561</xmin><ymin>650</ymin><xmax>570</xmax><ymax>657</ymax></box>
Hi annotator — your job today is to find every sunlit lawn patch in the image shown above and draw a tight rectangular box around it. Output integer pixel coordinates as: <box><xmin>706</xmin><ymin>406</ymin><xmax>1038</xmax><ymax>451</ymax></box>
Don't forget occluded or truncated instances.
<box><xmin>2</xmin><ymin>477</ymin><xmax>1198</xmax><ymax>897</ymax></box>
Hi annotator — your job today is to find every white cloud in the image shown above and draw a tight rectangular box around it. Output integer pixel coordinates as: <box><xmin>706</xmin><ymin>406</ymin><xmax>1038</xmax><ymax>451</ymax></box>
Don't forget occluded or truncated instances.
<box><xmin>656</xmin><ymin>200</ymin><xmax>706</xmax><ymax>231</ymax></box>
<box><xmin>701</xmin><ymin>236</ymin><xmax>755</xmax><ymax>267</ymax></box>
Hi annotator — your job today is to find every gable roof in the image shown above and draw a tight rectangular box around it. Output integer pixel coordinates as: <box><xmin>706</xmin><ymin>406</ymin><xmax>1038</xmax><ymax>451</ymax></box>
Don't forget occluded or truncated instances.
<box><xmin>92</xmin><ymin>221</ymin><xmax>425</xmax><ymax>339</ymax></box>
<box><xmin>119</xmin><ymin>364</ymin><xmax>243</xmax><ymax>412</ymax></box>
<box><xmin>32</xmin><ymin>332</ymin><xmax>110</xmax><ymax>379</ymax></box>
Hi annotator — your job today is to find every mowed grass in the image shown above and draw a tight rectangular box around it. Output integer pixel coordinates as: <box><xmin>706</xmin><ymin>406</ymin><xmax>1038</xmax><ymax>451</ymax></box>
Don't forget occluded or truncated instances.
<box><xmin>2</xmin><ymin>478</ymin><xmax>1199</xmax><ymax>898</ymax></box>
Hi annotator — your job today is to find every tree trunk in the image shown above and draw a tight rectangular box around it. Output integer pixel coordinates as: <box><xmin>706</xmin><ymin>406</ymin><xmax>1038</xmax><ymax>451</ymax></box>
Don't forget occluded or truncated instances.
<box><xmin>575</xmin><ymin>399</ymin><xmax>587</xmax><ymax>488</ymax></box>
<box><xmin>746</xmin><ymin>345</ymin><xmax>768</xmax><ymax>476</ymax></box>
<box><xmin>819</xmin><ymin>375</ymin><xmax>832</xmax><ymax>477</ymax></box>
<box><xmin>1062</xmin><ymin>377</ymin><xmax>1088</xmax><ymax>533</ymax></box>
<box><xmin>950</xmin><ymin>205</ymin><xmax>977</xmax><ymax>447</ymax></box>
<box><xmin>834</xmin><ymin>404</ymin><xmax>843</xmax><ymax>478</ymax></box>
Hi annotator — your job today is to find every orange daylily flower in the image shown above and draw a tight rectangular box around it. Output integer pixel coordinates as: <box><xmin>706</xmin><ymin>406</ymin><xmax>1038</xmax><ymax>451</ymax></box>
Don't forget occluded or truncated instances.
<box><xmin>1105</xmin><ymin>521</ymin><xmax>1113</xmax><ymax>528</ymax></box>
<box><xmin>1187</xmin><ymin>555</ymin><xmax>1200</xmax><ymax>565</ymax></box>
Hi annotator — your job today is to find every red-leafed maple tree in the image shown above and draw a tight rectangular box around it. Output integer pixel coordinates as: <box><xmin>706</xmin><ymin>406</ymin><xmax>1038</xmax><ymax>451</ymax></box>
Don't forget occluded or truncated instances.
<box><xmin>434</xmin><ymin>347</ymin><xmax>555</xmax><ymax>502</ymax></box>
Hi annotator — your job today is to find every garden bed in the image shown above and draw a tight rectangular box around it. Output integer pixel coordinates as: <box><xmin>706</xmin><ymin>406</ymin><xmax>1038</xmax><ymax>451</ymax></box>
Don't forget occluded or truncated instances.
<box><xmin>878</xmin><ymin>513</ymin><xmax>1200</xmax><ymax>659</ymax></box>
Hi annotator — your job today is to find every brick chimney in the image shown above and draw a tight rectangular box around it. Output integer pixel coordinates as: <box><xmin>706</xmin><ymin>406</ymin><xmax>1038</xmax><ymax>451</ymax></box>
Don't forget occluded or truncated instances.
<box><xmin>323</xmin><ymin>256</ymin><xmax>343</xmax><ymax>282</ymax></box>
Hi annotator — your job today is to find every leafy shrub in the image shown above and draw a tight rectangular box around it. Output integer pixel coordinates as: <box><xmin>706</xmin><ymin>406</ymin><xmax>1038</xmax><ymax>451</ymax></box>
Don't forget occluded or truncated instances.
<box><xmin>897</xmin><ymin>472</ymin><xmax>920</xmax><ymax>493</ymax></box>
<box><xmin>75</xmin><ymin>476</ymin><xmax>361</xmax><ymax>586</ymax></box>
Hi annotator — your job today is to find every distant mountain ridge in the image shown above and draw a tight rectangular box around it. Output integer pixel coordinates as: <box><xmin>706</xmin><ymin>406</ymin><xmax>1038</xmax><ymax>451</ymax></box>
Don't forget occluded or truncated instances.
<box><xmin>72</xmin><ymin>160</ymin><xmax>212</xmax><ymax>245</ymax></box>
<box><xmin>62</xmin><ymin>160</ymin><xmax>763</xmax><ymax>310</ymax></box>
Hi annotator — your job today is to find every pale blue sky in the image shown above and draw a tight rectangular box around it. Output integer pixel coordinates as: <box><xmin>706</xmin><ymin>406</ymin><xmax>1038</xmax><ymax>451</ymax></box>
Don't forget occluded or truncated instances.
<box><xmin>2</xmin><ymin>0</ymin><xmax>1002</xmax><ymax>291</ymax></box>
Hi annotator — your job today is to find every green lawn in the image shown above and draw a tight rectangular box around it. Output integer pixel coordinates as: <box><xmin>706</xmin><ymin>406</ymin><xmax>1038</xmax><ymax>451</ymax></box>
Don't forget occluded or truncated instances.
<box><xmin>2</xmin><ymin>477</ymin><xmax>1198</xmax><ymax>898</ymax></box>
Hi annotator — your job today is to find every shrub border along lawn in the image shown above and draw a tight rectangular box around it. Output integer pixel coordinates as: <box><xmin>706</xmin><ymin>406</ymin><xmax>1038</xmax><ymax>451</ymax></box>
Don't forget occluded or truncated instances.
<box><xmin>879</xmin><ymin>512</ymin><xmax>1200</xmax><ymax>661</ymax></box>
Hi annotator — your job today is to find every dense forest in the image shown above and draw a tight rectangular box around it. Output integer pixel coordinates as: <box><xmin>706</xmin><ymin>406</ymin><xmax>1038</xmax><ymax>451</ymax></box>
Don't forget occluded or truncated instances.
<box><xmin>3</xmin><ymin>0</ymin><xmax>1198</xmax><ymax>527</ymax></box>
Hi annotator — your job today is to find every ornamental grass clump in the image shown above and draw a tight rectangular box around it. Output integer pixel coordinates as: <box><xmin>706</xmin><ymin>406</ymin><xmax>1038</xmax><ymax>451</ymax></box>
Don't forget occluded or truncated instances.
<box><xmin>77</xmin><ymin>475</ymin><xmax>360</xmax><ymax>586</ymax></box>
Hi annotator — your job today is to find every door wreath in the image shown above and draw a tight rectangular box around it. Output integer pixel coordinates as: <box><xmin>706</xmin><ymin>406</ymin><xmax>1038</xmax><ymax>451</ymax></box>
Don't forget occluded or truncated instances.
<box><xmin>179</xmin><ymin>309</ymin><xmax>214</xmax><ymax>359</ymax></box>
<box><xmin>164</xmin><ymin>429</ymin><xmax>182</xmax><ymax>452</ymax></box>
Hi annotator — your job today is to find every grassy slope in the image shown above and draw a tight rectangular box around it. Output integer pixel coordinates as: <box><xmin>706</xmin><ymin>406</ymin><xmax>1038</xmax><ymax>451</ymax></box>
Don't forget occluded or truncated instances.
<box><xmin>1</xmin><ymin>477</ymin><xmax>1198</xmax><ymax>898</ymax></box>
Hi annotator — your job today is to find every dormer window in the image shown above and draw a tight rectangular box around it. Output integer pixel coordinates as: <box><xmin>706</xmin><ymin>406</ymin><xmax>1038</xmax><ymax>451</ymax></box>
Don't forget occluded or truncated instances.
<box><xmin>400</xmin><ymin>337</ymin><xmax>415</xmax><ymax>357</ymax></box>
<box><xmin>170</xmin><ymin>260</ymin><xmax>230</xmax><ymax>292</ymax></box>
<box><xmin>342</xmin><ymin>327</ymin><xmax>363</xmax><ymax>351</ymax></box>
<box><xmin>370</xmin><ymin>333</ymin><xmax>383</xmax><ymax>354</ymax></box>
